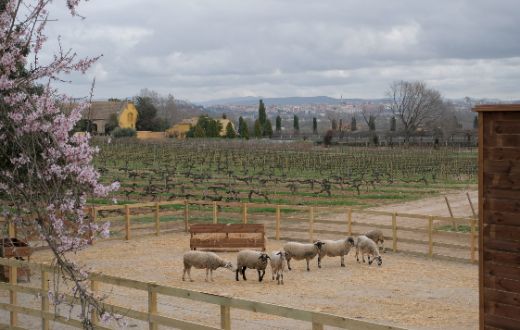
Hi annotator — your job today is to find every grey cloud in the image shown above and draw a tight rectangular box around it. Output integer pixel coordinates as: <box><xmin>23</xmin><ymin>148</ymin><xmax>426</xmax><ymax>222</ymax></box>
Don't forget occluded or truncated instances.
<box><xmin>45</xmin><ymin>0</ymin><xmax>520</xmax><ymax>101</ymax></box>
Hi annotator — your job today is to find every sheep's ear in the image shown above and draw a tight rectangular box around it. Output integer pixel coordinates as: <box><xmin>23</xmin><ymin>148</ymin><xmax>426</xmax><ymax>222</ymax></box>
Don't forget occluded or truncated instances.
<box><xmin>276</xmin><ymin>251</ymin><xmax>282</xmax><ymax>256</ymax></box>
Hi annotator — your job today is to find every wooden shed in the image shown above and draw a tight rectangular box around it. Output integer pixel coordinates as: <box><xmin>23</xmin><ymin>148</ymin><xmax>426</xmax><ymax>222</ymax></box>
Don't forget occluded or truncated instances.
<box><xmin>474</xmin><ymin>104</ymin><xmax>520</xmax><ymax>329</ymax></box>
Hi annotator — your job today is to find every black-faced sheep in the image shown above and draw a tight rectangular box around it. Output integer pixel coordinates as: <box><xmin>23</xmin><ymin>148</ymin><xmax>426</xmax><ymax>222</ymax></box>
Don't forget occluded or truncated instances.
<box><xmin>317</xmin><ymin>237</ymin><xmax>355</xmax><ymax>268</ymax></box>
<box><xmin>283</xmin><ymin>241</ymin><xmax>325</xmax><ymax>271</ymax></box>
<box><xmin>182</xmin><ymin>251</ymin><xmax>234</xmax><ymax>282</ymax></box>
<box><xmin>355</xmin><ymin>235</ymin><xmax>383</xmax><ymax>266</ymax></box>
<box><xmin>236</xmin><ymin>250</ymin><xmax>270</xmax><ymax>282</ymax></box>
<box><xmin>364</xmin><ymin>229</ymin><xmax>385</xmax><ymax>253</ymax></box>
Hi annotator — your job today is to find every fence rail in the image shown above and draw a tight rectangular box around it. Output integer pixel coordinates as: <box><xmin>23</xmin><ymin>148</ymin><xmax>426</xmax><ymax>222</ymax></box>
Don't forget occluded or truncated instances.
<box><xmin>0</xmin><ymin>257</ymin><xmax>404</xmax><ymax>330</ymax></box>
<box><xmin>82</xmin><ymin>199</ymin><xmax>478</xmax><ymax>263</ymax></box>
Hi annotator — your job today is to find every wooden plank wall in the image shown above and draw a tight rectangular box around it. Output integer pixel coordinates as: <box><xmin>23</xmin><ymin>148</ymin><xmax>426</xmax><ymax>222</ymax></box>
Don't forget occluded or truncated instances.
<box><xmin>477</xmin><ymin>105</ymin><xmax>520</xmax><ymax>330</ymax></box>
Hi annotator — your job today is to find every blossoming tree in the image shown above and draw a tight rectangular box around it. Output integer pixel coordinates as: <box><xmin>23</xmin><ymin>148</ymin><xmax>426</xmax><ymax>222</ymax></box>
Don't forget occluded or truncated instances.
<box><xmin>0</xmin><ymin>0</ymin><xmax>118</xmax><ymax>327</ymax></box>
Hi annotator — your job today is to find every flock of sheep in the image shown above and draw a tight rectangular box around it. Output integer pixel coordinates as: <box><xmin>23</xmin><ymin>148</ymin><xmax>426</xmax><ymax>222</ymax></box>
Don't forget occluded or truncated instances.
<box><xmin>182</xmin><ymin>229</ymin><xmax>385</xmax><ymax>284</ymax></box>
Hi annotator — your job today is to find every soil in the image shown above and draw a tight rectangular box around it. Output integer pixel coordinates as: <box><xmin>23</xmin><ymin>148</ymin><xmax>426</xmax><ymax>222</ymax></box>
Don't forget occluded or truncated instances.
<box><xmin>0</xmin><ymin>190</ymin><xmax>479</xmax><ymax>330</ymax></box>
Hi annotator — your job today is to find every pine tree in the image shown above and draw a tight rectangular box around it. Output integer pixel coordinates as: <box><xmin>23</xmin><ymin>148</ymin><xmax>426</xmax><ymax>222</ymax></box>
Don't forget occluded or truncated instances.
<box><xmin>254</xmin><ymin>120</ymin><xmax>262</xmax><ymax>138</ymax></box>
<box><xmin>263</xmin><ymin>119</ymin><xmax>273</xmax><ymax>138</ymax></box>
<box><xmin>293</xmin><ymin>115</ymin><xmax>299</xmax><ymax>133</ymax></box>
<box><xmin>225</xmin><ymin>122</ymin><xmax>236</xmax><ymax>138</ymax></box>
<box><xmin>368</xmin><ymin>115</ymin><xmax>376</xmax><ymax>131</ymax></box>
<box><xmin>258</xmin><ymin>99</ymin><xmax>267</xmax><ymax>126</ymax></box>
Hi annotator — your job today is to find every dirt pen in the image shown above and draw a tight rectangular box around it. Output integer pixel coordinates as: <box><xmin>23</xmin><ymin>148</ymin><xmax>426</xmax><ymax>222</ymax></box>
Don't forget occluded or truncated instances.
<box><xmin>0</xmin><ymin>192</ymin><xmax>479</xmax><ymax>329</ymax></box>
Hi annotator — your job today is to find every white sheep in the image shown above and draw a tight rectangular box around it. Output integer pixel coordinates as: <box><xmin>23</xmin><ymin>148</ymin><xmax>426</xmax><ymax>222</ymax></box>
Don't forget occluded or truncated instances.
<box><xmin>269</xmin><ymin>251</ymin><xmax>288</xmax><ymax>285</ymax></box>
<box><xmin>236</xmin><ymin>250</ymin><xmax>270</xmax><ymax>282</ymax></box>
<box><xmin>317</xmin><ymin>237</ymin><xmax>355</xmax><ymax>268</ymax></box>
<box><xmin>283</xmin><ymin>241</ymin><xmax>325</xmax><ymax>271</ymax></box>
<box><xmin>182</xmin><ymin>251</ymin><xmax>234</xmax><ymax>282</ymax></box>
<box><xmin>355</xmin><ymin>235</ymin><xmax>382</xmax><ymax>266</ymax></box>
<box><xmin>364</xmin><ymin>229</ymin><xmax>385</xmax><ymax>253</ymax></box>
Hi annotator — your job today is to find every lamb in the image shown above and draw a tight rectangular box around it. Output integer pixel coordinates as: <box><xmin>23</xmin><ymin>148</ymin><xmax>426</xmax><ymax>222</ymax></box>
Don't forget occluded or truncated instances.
<box><xmin>283</xmin><ymin>241</ymin><xmax>325</xmax><ymax>271</ymax></box>
<box><xmin>236</xmin><ymin>250</ymin><xmax>270</xmax><ymax>282</ymax></box>
<box><xmin>269</xmin><ymin>251</ymin><xmax>288</xmax><ymax>285</ymax></box>
<box><xmin>317</xmin><ymin>237</ymin><xmax>355</xmax><ymax>268</ymax></box>
<box><xmin>355</xmin><ymin>235</ymin><xmax>383</xmax><ymax>266</ymax></box>
<box><xmin>182</xmin><ymin>251</ymin><xmax>234</xmax><ymax>282</ymax></box>
<box><xmin>364</xmin><ymin>229</ymin><xmax>385</xmax><ymax>253</ymax></box>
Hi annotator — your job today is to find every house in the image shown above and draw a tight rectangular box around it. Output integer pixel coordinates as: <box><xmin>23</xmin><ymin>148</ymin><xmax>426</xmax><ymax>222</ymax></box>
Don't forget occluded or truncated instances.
<box><xmin>82</xmin><ymin>101</ymin><xmax>138</xmax><ymax>134</ymax></box>
<box><xmin>166</xmin><ymin>117</ymin><xmax>198</xmax><ymax>139</ymax></box>
<box><xmin>166</xmin><ymin>117</ymin><xmax>236</xmax><ymax>139</ymax></box>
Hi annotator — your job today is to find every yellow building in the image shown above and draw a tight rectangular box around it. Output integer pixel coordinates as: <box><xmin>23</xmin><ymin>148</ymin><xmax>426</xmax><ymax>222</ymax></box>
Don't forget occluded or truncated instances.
<box><xmin>82</xmin><ymin>101</ymin><xmax>138</xmax><ymax>134</ymax></box>
<box><xmin>166</xmin><ymin>117</ymin><xmax>236</xmax><ymax>139</ymax></box>
<box><xmin>166</xmin><ymin>117</ymin><xmax>198</xmax><ymax>139</ymax></box>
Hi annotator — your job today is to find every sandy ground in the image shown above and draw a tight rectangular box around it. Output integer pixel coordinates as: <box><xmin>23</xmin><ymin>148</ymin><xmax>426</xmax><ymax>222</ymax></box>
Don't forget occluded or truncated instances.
<box><xmin>0</xmin><ymin>190</ymin><xmax>479</xmax><ymax>329</ymax></box>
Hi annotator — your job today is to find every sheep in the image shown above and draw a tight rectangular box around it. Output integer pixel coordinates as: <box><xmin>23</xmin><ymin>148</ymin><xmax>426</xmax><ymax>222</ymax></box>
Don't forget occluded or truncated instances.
<box><xmin>269</xmin><ymin>251</ymin><xmax>288</xmax><ymax>285</ymax></box>
<box><xmin>364</xmin><ymin>229</ymin><xmax>385</xmax><ymax>253</ymax></box>
<box><xmin>236</xmin><ymin>250</ymin><xmax>270</xmax><ymax>282</ymax></box>
<box><xmin>182</xmin><ymin>251</ymin><xmax>234</xmax><ymax>282</ymax></box>
<box><xmin>283</xmin><ymin>241</ymin><xmax>325</xmax><ymax>271</ymax></box>
<box><xmin>317</xmin><ymin>237</ymin><xmax>355</xmax><ymax>268</ymax></box>
<box><xmin>355</xmin><ymin>235</ymin><xmax>383</xmax><ymax>266</ymax></box>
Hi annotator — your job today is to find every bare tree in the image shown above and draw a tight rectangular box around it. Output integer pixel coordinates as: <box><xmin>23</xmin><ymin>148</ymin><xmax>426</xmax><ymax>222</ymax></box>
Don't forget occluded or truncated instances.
<box><xmin>387</xmin><ymin>81</ymin><xmax>445</xmax><ymax>142</ymax></box>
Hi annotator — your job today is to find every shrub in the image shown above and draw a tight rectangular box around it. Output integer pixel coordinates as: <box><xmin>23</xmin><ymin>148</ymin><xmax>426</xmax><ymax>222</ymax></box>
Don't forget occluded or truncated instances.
<box><xmin>112</xmin><ymin>128</ymin><xmax>136</xmax><ymax>138</ymax></box>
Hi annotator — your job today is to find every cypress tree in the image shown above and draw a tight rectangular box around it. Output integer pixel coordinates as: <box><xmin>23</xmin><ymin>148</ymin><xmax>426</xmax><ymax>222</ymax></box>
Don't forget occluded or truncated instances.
<box><xmin>275</xmin><ymin>115</ymin><xmax>282</xmax><ymax>132</ymax></box>
<box><xmin>351</xmin><ymin>117</ymin><xmax>357</xmax><ymax>131</ymax></box>
<box><xmin>313</xmin><ymin>117</ymin><xmax>318</xmax><ymax>134</ymax></box>
<box><xmin>293</xmin><ymin>115</ymin><xmax>299</xmax><ymax>133</ymax></box>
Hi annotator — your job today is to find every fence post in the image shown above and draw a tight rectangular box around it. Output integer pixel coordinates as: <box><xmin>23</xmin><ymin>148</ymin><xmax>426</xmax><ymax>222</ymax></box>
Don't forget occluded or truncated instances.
<box><xmin>470</xmin><ymin>218</ymin><xmax>477</xmax><ymax>263</ymax></box>
<box><xmin>275</xmin><ymin>206</ymin><xmax>281</xmax><ymax>240</ymax></box>
<box><xmin>242</xmin><ymin>203</ymin><xmax>248</xmax><ymax>224</ymax></box>
<box><xmin>213</xmin><ymin>202</ymin><xmax>218</xmax><ymax>224</ymax></box>
<box><xmin>90</xmin><ymin>207</ymin><xmax>97</xmax><ymax>245</ymax></box>
<box><xmin>9</xmin><ymin>263</ymin><xmax>17</xmax><ymax>327</ymax></box>
<box><xmin>8</xmin><ymin>221</ymin><xmax>15</xmax><ymax>238</ymax></box>
<box><xmin>467</xmin><ymin>192</ymin><xmax>477</xmax><ymax>219</ymax></box>
<box><xmin>347</xmin><ymin>208</ymin><xmax>352</xmax><ymax>236</ymax></box>
<box><xmin>309</xmin><ymin>207</ymin><xmax>315</xmax><ymax>242</ymax></box>
<box><xmin>220</xmin><ymin>305</ymin><xmax>231</xmax><ymax>330</ymax></box>
<box><xmin>41</xmin><ymin>270</ymin><xmax>49</xmax><ymax>330</ymax></box>
<box><xmin>184</xmin><ymin>200</ymin><xmax>189</xmax><ymax>232</ymax></box>
<box><xmin>125</xmin><ymin>204</ymin><xmax>131</xmax><ymax>240</ymax></box>
<box><xmin>154</xmin><ymin>203</ymin><xmax>160</xmax><ymax>236</ymax></box>
<box><xmin>444</xmin><ymin>196</ymin><xmax>456</xmax><ymax>230</ymax></box>
<box><xmin>91</xmin><ymin>280</ymin><xmax>99</xmax><ymax>326</ymax></box>
<box><xmin>392</xmin><ymin>213</ymin><xmax>397</xmax><ymax>252</ymax></box>
<box><xmin>428</xmin><ymin>216</ymin><xmax>434</xmax><ymax>257</ymax></box>
<box><xmin>148</xmin><ymin>284</ymin><xmax>158</xmax><ymax>330</ymax></box>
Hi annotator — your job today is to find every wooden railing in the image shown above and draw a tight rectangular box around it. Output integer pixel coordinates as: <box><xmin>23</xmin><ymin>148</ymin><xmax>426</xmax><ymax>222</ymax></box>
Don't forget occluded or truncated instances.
<box><xmin>0</xmin><ymin>257</ymin><xmax>404</xmax><ymax>330</ymax></box>
<box><xmin>87</xmin><ymin>200</ymin><xmax>478</xmax><ymax>263</ymax></box>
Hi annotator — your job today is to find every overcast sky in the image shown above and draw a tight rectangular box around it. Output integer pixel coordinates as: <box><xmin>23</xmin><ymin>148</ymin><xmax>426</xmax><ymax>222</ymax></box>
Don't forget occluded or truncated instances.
<box><xmin>45</xmin><ymin>0</ymin><xmax>520</xmax><ymax>102</ymax></box>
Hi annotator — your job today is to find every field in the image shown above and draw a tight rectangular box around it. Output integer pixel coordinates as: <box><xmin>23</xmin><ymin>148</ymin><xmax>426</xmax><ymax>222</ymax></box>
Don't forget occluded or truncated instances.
<box><xmin>93</xmin><ymin>138</ymin><xmax>477</xmax><ymax>209</ymax></box>
<box><xmin>26</xmin><ymin>228</ymin><xmax>478</xmax><ymax>330</ymax></box>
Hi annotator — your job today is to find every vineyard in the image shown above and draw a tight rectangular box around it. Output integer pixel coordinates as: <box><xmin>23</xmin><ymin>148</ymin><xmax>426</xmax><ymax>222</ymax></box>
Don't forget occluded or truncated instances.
<box><xmin>93</xmin><ymin>138</ymin><xmax>477</xmax><ymax>208</ymax></box>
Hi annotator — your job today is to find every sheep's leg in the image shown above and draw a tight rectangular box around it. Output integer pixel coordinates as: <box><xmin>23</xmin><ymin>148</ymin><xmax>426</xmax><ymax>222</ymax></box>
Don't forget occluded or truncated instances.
<box><xmin>271</xmin><ymin>266</ymin><xmax>275</xmax><ymax>280</ymax></box>
<box><xmin>242</xmin><ymin>266</ymin><xmax>247</xmax><ymax>280</ymax></box>
<box><xmin>340</xmin><ymin>255</ymin><xmax>345</xmax><ymax>267</ymax></box>
<box><xmin>317</xmin><ymin>254</ymin><xmax>322</xmax><ymax>268</ymax></box>
<box><xmin>210</xmin><ymin>269</ymin><xmax>214</xmax><ymax>282</ymax></box>
<box><xmin>306</xmin><ymin>258</ymin><xmax>310</xmax><ymax>271</ymax></box>
<box><xmin>356</xmin><ymin>248</ymin><xmax>360</xmax><ymax>263</ymax></box>
<box><xmin>368</xmin><ymin>255</ymin><xmax>372</xmax><ymax>265</ymax></box>
<box><xmin>205</xmin><ymin>268</ymin><xmax>209</xmax><ymax>282</ymax></box>
<box><xmin>182</xmin><ymin>267</ymin><xmax>186</xmax><ymax>281</ymax></box>
<box><xmin>187</xmin><ymin>267</ymin><xmax>193</xmax><ymax>282</ymax></box>
<box><xmin>258</xmin><ymin>269</ymin><xmax>264</xmax><ymax>282</ymax></box>
<box><xmin>280</xmin><ymin>272</ymin><xmax>284</xmax><ymax>285</ymax></box>
<box><xmin>235</xmin><ymin>269</ymin><xmax>240</xmax><ymax>281</ymax></box>
<box><xmin>287</xmin><ymin>257</ymin><xmax>292</xmax><ymax>271</ymax></box>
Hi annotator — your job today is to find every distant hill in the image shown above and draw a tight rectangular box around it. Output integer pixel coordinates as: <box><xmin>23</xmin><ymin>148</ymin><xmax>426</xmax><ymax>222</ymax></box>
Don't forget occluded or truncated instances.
<box><xmin>198</xmin><ymin>96</ymin><xmax>383</xmax><ymax>106</ymax></box>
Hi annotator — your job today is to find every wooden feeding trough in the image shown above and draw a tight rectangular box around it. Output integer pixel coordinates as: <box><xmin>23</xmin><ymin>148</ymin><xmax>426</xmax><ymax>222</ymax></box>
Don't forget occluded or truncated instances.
<box><xmin>0</xmin><ymin>238</ymin><xmax>32</xmax><ymax>282</ymax></box>
<box><xmin>474</xmin><ymin>104</ymin><xmax>520</xmax><ymax>329</ymax></box>
<box><xmin>190</xmin><ymin>224</ymin><xmax>266</xmax><ymax>251</ymax></box>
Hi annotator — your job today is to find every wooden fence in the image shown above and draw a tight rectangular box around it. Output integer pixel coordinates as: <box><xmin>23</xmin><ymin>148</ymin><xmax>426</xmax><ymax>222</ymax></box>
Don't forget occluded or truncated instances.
<box><xmin>85</xmin><ymin>200</ymin><xmax>478</xmax><ymax>263</ymax></box>
<box><xmin>0</xmin><ymin>257</ymin><xmax>404</xmax><ymax>330</ymax></box>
